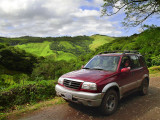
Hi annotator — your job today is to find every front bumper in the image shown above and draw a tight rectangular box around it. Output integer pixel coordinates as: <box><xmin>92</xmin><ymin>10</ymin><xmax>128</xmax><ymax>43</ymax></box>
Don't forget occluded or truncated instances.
<box><xmin>55</xmin><ymin>84</ymin><xmax>103</xmax><ymax>107</ymax></box>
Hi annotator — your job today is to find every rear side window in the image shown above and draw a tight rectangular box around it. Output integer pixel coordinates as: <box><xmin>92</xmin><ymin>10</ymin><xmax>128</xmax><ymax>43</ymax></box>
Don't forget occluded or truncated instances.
<box><xmin>130</xmin><ymin>55</ymin><xmax>141</xmax><ymax>69</ymax></box>
<box><xmin>139</xmin><ymin>56</ymin><xmax>147</xmax><ymax>67</ymax></box>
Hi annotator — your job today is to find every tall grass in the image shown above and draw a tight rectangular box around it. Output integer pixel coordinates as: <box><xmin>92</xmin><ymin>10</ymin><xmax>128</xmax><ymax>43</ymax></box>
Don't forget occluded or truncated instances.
<box><xmin>17</xmin><ymin>41</ymin><xmax>54</xmax><ymax>56</ymax></box>
<box><xmin>89</xmin><ymin>35</ymin><xmax>114</xmax><ymax>50</ymax></box>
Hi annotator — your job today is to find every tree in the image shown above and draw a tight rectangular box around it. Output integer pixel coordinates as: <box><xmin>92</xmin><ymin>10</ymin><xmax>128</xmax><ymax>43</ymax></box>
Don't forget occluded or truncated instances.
<box><xmin>102</xmin><ymin>0</ymin><xmax>160</xmax><ymax>27</ymax></box>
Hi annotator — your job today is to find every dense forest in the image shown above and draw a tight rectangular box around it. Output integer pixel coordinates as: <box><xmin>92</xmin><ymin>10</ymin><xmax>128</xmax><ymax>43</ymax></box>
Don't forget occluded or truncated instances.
<box><xmin>94</xmin><ymin>27</ymin><xmax>160</xmax><ymax>66</ymax></box>
<box><xmin>0</xmin><ymin>27</ymin><xmax>160</xmax><ymax>112</ymax></box>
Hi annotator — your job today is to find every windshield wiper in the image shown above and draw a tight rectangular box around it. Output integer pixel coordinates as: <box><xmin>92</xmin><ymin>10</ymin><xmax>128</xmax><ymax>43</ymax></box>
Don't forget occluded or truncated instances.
<box><xmin>91</xmin><ymin>68</ymin><xmax>105</xmax><ymax>70</ymax></box>
<box><xmin>82</xmin><ymin>67</ymin><xmax>90</xmax><ymax>69</ymax></box>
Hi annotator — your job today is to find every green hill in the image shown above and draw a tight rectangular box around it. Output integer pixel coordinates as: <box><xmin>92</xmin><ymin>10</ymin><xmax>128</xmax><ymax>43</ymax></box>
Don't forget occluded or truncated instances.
<box><xmin>16</xmin><ymin>41</ymin><xmax>55</xmax><ymax>56</ymax></box>
<box><xmin>89</xmin><ymin>35</ymin><xmax>114</xmax><ymax>50</ymax></box>
<box><xmin>14</xmin><ymin>35</ymin><xmax>114</xmax><ymax>61</ymax></box>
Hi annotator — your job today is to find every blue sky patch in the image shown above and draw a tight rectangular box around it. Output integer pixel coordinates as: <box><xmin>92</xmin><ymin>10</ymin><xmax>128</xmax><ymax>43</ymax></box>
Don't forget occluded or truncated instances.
<box><xmin>86</xmin><ymin>0</ymin><xmax>93</xmax><ymax>2</ymax></box>
<box><xmin>7</xmin><ymin>26</ymin><xmax>14</xmax><ymax>30</ymax></box>
<box><xmin>80</xmin><ymin>5</ymin><xmax>100</xmax><ymax>11</ymax></box>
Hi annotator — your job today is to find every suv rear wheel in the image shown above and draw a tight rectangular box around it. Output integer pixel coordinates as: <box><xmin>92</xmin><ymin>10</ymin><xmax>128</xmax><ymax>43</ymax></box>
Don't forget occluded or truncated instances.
<box><xmin>100</xmin><ymin>89</ymin><xmax>118</xmax><ymax>115</ymax></box>
<box><xmin>140</xmin><ymin>78</ymin><xmax>149</xmax><ymax>95</ymax></box>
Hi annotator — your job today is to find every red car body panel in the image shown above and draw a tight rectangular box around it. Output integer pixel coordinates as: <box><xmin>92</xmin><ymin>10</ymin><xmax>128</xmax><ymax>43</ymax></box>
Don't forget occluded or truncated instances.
<box><xmin>61</xmin><ymin>69</ymin><xmax>118</xmax><ymax>92</ymax></box>
<box><xmin>61</xmin><ymin>69</ymin><xmax>115</xmax><ymax>82</ymax></box>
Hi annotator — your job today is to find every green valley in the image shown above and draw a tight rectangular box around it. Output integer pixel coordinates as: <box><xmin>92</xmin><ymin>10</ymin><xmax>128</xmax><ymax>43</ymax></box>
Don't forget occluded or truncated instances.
<box><xmin>11</xmin><ymin>35</ymin><xmax>113</xmax><ymax>61</ymax></box>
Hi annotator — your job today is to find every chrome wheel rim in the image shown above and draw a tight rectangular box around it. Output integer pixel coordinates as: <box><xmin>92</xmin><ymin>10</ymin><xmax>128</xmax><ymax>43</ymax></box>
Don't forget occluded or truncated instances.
<box><xmin>106</xmin><ymin>95</ymin><xmax>116</xmax><ymax>111</ymax></box>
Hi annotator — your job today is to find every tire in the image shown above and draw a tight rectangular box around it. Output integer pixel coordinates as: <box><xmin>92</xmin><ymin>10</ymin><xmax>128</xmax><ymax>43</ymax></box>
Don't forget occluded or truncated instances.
<box><xmin>100</xmin><ymin>89</ymin><xmax>118</xmax><ymax>115</ymax></box>
<box><xmin>139</xmin><ymin>78</ymin><xmax>149</xmax><ymax>95</ymax></box>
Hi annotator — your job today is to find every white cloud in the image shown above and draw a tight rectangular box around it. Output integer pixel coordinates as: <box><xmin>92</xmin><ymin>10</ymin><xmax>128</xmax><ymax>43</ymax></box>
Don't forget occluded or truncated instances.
<box><xmin>0</xmin><ymin>0</ymin><xmax>121</xmax><ymax>37</ymax></box>
<box><xmin>72</xmin><ymin>9</ymin><xmax>100</xmax><ymax>17</ymax></box>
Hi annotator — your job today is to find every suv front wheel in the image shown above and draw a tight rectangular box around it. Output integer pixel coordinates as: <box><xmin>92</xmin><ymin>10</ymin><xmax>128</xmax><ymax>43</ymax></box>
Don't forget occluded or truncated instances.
<box><xmin>100</xmin><ymin>89</ymin><xmax>118</xmax><ymax>115</ymax></box>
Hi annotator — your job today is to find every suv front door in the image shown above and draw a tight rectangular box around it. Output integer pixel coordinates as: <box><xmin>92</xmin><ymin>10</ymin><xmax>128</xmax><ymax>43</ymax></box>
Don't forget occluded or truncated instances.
<box><xmin>119</xmin><ymin>56</ymin><xmax>134</xmax><ymax>94</ymax></box>
<box><xmin>119</xmin><ymin>55</ymin><xmax>142</xmax><ymax>94</ymax></box>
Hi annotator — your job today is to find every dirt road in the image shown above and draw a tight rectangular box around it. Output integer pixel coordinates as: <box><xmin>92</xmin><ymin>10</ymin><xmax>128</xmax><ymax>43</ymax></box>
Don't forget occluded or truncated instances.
<box><xmin>18</xmin><ymin>77</ymin><xmax>160</xmax><ymax>120</ymax></box>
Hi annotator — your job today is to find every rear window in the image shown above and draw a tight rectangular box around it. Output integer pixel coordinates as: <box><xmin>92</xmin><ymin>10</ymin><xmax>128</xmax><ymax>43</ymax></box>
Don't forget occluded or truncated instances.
<box><xmin>130</xmin><ymin>55</ymin><xmax>141</xmax><ymax>69</ymax></box>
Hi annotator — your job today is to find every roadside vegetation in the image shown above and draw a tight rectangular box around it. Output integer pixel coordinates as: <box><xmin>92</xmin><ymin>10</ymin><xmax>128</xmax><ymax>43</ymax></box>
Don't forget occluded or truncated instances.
<box><xmin>0</xmin><ymin>27</ymin><xmax>160</xmax><ymax>119</ymax></box>
<box><xmin>0</xmin><ymin>97</ymin><xmax>65</xmax><ymax>120</ymax></box>
<box><xmin>149</xmin><ymin>66</ymin><xmax>160</xmax><ymax>77</ymax></box>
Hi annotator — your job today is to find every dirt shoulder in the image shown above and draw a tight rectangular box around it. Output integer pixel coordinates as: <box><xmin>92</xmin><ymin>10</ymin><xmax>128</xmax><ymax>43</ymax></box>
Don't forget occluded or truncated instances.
<box><xmin>7</xmin><ymin>77</ymin><xmax>160</xmax><ymax>120</ymax></box>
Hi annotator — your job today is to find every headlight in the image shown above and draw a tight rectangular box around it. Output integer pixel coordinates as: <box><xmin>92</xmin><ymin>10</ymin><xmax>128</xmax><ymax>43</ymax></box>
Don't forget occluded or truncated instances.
<box><xmin>81</xmin><ymin>82</ymin><xmax>97</xmax><ymax>90</ymax></box>
<box><xmin>58</xmin><ymin>78</ymin><xmax>64</xmax><ymax>85</ymax></box>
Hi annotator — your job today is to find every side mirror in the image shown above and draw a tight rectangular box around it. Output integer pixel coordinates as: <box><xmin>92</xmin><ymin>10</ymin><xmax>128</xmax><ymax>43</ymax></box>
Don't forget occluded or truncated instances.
<box><xmin>121</xmin><ymin>67</ymin><xmax>130</xmax><ymax>73</ymax></box>
<box><xmin>81</xmin><ymin>65</ymin><xmax>84</xmax><ymax>69</ymax></box>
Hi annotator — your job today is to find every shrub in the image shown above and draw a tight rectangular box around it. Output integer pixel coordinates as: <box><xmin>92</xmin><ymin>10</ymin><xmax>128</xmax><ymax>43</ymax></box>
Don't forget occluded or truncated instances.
<box><xmin>0</xmin><ymin>46</ymin><xmax>40</xmax><ymax>73</ymax></box>
<box><xmin>151</xmin><ymin>55</ymin><xmax>160</xmax><ymax>66</ymax></box>
<box><xmin>31</xmin><ymin>58</ymin><xmax>76</xmax><ymax>80</ymax></box>
<box><xmin>0</xmin><ymin>80</ymin><xmax>56</xmax><ymax>111</ymax></box>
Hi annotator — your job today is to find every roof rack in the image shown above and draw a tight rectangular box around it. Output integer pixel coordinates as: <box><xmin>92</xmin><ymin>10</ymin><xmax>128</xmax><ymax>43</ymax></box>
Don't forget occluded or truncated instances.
<box><xmin>99</xmin><ymin>50</ymin><xmax>139</xmax><ymax>54</ymax></box>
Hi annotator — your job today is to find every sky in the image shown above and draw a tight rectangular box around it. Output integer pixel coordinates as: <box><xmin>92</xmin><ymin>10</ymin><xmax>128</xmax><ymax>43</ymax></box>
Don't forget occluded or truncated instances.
<box><xmin>0</xmin><ymin>0</ymin><xmax>159</xmax><ymax>37</ymax></box>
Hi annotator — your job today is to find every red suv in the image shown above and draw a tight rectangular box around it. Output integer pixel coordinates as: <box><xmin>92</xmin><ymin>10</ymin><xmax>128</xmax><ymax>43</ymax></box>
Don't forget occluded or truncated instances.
<box><xmin>55</xmin><ymin>51</ymin><xmax>149</xmax><ymax>115</ymax></box>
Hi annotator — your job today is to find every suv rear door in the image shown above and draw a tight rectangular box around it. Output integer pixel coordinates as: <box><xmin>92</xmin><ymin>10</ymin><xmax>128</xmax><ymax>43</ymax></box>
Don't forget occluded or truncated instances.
<box><xmin>129</xmin><ymin>55</ymin><xmax>143</xmax><ymax>88</ymax></box>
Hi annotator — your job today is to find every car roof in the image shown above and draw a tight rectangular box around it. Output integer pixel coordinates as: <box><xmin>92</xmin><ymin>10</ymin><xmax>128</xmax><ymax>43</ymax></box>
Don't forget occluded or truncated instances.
<box><xmin>98</xmin><ymin>53</ymin><xmax>123</xmax><ymax>56</ymax></box>
<box><xmin>98</xmin><ymin>53</ymin><xmax>141</xmax><ymax>56</ymax></box>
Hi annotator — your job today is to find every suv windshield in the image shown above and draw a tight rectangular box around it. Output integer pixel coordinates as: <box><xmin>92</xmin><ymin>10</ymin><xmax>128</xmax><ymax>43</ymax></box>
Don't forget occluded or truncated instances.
<box><xmin>83</xmin><ymin>56</ymin><xmax>120</xmax><ymax>71</ymax></box>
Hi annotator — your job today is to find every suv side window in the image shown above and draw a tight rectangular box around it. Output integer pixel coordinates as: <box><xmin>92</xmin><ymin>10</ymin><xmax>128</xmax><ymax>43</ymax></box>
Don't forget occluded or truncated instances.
<box><xmin>130</xmin><ymin>55</ymin><xmax>140</xmax><ymax>69</ymax></box>
<box><xmin>120</xmin><ymin>56</ymin><xmax>131</xmax><ymax>69</ymax></box>
<box><xmin>139</xmin><ymin>56</ymin><xmax>147</xmax><ymax>67</ymax></box>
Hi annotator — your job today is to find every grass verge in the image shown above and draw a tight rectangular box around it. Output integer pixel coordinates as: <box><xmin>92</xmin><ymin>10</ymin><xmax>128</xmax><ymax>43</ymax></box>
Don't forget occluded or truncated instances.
<box><xmin>0</xmin><ymin>97</ymin><xmax>65</xmax><ymax>120</ymax></box>
<box><xmin>149</xmin><ymin>66</ymin><xmax>160</xmax><ymax>77</ymax></box>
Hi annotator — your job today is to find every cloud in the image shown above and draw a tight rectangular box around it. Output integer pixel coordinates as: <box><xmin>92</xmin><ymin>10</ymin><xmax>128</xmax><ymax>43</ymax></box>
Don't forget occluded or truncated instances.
<box><xmin>0</xmin><ymin>0</ymin><xmax>121</xmax><ymax>37</ymax></box>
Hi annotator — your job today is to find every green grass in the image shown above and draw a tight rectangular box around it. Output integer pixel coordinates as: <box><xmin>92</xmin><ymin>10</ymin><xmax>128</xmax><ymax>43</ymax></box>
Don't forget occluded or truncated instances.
<box><xmin>16</xmin><ymin>41</ymin><xmax>55</xmax><ymax>57</ymax></box>
<box><xmin>16</xmin><ymin>41</ymin><xmax>78</xmax><ymax>61</ymax></box>
<box><xmin>15</xmin><ymin>35</ymin><xmax>114</xmax><ymax>61</ymax></box>
<box><xmin>59</xmin><ymin>41</ymin><xmax>74</xmax><ymax>49</ymax></box>
<box><xmin>89</xmin><ymin>35</ymin><xmax>114</xmax><ymax>51</ymax></box>
<box><xmin>56</xmin><ymin>51</ymin><xmax>76</xmax><ymax>61</ymax></box>
<box><xmin>16</xmin><ymin>40</ymin><xmax>79</xmax><ymax>61</ymax></box>
<box><xmin>149</xmin><ymin>66</ymin><xmax>160</xmax><ymax>77</ymax></box>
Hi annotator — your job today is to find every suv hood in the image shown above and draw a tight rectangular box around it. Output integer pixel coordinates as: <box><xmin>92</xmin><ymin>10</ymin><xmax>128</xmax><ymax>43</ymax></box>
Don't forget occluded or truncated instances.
<box><xmin>61</xmin><ymin>69</ymin><xmax>116</xmax><ymax>82</ymax></box>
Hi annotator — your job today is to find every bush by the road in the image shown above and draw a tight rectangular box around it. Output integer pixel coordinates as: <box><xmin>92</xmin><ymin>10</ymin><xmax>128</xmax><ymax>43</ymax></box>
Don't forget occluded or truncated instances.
<box><xmin>0</xmin><ymin>80</ymin><xmax>56</xmax><ymax>111</ymax></box>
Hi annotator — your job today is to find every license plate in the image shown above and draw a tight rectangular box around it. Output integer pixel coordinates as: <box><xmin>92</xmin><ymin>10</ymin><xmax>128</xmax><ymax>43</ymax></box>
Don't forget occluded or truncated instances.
<box><xmin>64</xmin><ymin>93</ymin><xmax>72</xmax><ymax>100</ymax></box>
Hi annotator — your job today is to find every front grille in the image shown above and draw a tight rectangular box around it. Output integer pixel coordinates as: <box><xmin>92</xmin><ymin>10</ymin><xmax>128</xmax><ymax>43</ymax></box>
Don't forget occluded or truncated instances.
<box><xmin>63</xmin><ymin>79</ymin><xmax>82</xmax><ymax>90</ymax></box>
